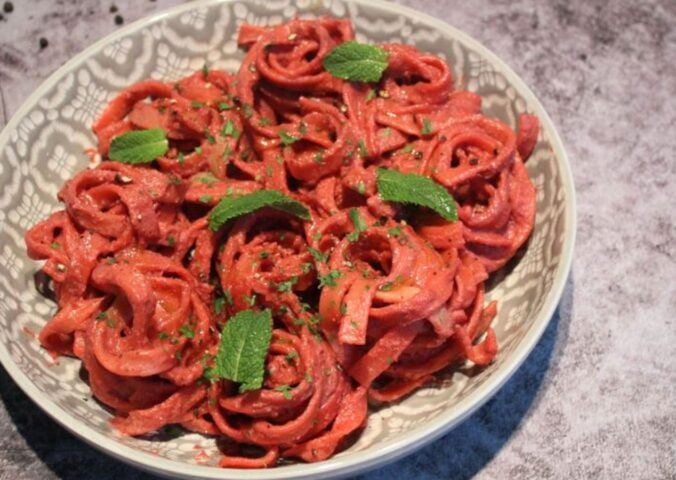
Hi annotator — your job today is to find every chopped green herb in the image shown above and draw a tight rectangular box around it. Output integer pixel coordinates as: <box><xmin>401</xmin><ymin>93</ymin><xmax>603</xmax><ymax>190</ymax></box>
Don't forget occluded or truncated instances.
<box><xmin>179</xmin><ymin>324</ymin><xmax>195</xmax><ymax>339</ymax></box>
<box><xmin>319</xmin><ymin>270</ymin><xmax>342</xmax><ymax>288</ymax></box>
<box><xmin>346</xmin><ymin>208</ymin><xmax>367</xmax><ymax>242</ymax></box>
<box><xmin>365</xmin><ymin>88</ymin><xmax>377</xmax><ymax>102</ymax></box>
<box><xmin>197</xmin><ymin>172</ymin><xmax>218</xmax><ymax>185</ymax></box>
<box><xmin>167</xmin><ymin>235</ymin><xmax>176</xmax><ymax>247</ymax></box>
<box><xmin>301</xmin><ymin>262</ymin><xmax>313</xmax><ymax>273</ymax></box>
<box><xmin>202</xmin><ymin>63</ymin><xmax>209</xmax><ymax>77</ymax></box>
<box><xmin>177</xmin><ymin>152</ymin><xmax>185</xmax><ymax>165</ymax></box>
<box><xmin>339</xmin><ymin>303</ymin><xmax>347</xmax><ymax>315</ymax></box>
<box><xmin>218</xmin><ymin>102</ymin><xmax>232</xmax><ymax>111</ymax></box>
<box><xmin>158</xmin><ymin>331</ymin><xmax>170</xmax><ymax>340</ymax></box>
<box><xmin>242</xmin><ymin>103</ymin><xmax>253</xmax><ymax>118</ymax></box>
<box><xmin>308</xmin><ymin>247</ymin><xmax>328</xmax><ymax>263</ymax></box>
<box><xmin>213</xmin><ymin>296</ymin><xmax>226</xmax><ymax>314</ymax></box>
<box><xmin>191</xmin><ymin>100</ymin><xmax>205</xmax><ymax>108</ymax></box>
<box><xmin>243</xmin><ymin>294</ymin><xmax>257</xmax><ymax>306</ymax></box>
<box><xmin>298</xmin><ymin>122</ymin><xmax>308</xmax><ymax>134</ymax></box>
<box><xmin>195</xmin><ymin>146</ymin><xmax>203</xmax><ymax>154</ymax></box>
<box><xmin>205</xmin><ymin>130</ymin><xmax>216</xmax><ymax>144</ymax></box>
<box><xmin>221</xmin><ymin>119</ymin><xmax>240</xmax><ymax>139</ymax></box>
<box><xmin>50</xmin><ymin>242</ymin><xmax>61</xmax><ymax>250</ymax></box>
<box><xmin>388</xmin><ymin>225</ymin><xmax>403</xmax><ymax>237</ymax></box>
<box><xmin>357</xmin><ymin>139</ymin><xmax>368</xmax><ymax>157</ymax></box>
<box><xmin>199</xmin><ymin>194</ymin><xmax>213</xmax><ymax>203</ymax></box>
<box><xmin>379</xmin><ymin>281</ymin><xmax>394</xmax><ymax>291</ymax></box>
<box><xmin>259</xmin><ymin>251</ymin><xmax>270</xmax><ymax>259</ymax></box>
<box><xmin>277</xmin><ymin>276</ymin><xmax>299</xmax><ymax>293</ymax></box>
<box><xmin>421</xmin><ymin>117</ymin><xmax>433</xmax><ymax>135</ymax></box>
<box><xmin>285</xmin><ymin>351</ymin><xmax>299</xmax><ymax>363</ymax></box>
<box><xmin>313</xmin><ymin>151</ymin><xmax>324</xmax><ymax>164</ymax></box>
<box><xmin>279</xmin><ymin>130</ymin><xmax>299</xmax><ymax>146</ymax></box>
<box><xmin>223</xmin><ymin>290</ymin><xmax>234</xmax><ymax>306</ymax></box>
<box><xmin>401</xmin><ymin>143</ymin><xmax>414</xmax><ymax>154</ymax></box>
<box><xmin>258</xmin><ymin>117</ymin><xmax>272</xmax><ymax>126</ymax></box>
<box><xmin>222</xmin><ymin>144</ymin><xmax>232</xmax><ymax>159</ymax></box>
<box><xmin>95</xmin><ymin>311</ymin><xmax>108</xmax><ymax>321</ymax></box>
<box><xmin>274</xmin><ymin>384</ymin><xmax>293</xmax><ymax>400</ymax></box>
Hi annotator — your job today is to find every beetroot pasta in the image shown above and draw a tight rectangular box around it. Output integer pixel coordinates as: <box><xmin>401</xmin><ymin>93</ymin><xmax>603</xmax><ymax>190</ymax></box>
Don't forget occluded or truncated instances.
<box><xmin>25</xmin><ymin>17</ymin><xmax>538</xmax><ymax>468</ymax></box>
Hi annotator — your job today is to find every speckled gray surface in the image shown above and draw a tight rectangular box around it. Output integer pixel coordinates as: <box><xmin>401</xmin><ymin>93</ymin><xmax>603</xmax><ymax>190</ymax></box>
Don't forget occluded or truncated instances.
<box><xmin>0</xmin><ymin>0</ymin><xmax>674</xmax><ymax>479</ymax></box>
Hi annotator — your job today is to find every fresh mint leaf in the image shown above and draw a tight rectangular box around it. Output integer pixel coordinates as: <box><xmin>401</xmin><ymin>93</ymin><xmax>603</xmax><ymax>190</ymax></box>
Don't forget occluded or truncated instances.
<box><xmin>323</xmin><ymin>41</ymin><xmax>390</xmax><ymax>83</ymax></box>
<box><xmin>208</xmin><ymin>189</ymin><xmax>310</xmax><ymax>231</ymax></box>
<box><xmin>108</xmin><ymin>128</ymin><xmax>168</xmax><ymax>164</ymax></box>
<box><xmin>376</xmin><ymin>168</ymin><xmax>458</xmax><ymax>221</ymax></box>
<box><xmin>213</xmin><ymin>309</ymin><xmax>272</xmax><ymax>393</ymax></box>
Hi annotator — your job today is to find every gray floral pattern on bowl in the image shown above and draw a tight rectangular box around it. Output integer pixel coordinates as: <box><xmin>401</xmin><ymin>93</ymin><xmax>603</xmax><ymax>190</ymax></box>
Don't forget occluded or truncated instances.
<box><xmin>0</xmin><ymin>0</ymin><xmax>575</xmax><ymax>478</ymax></box>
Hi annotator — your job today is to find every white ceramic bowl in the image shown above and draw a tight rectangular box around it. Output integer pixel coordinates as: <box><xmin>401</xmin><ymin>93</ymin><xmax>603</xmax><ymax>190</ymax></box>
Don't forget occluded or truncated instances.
<box><xmin>0</xmin><ymin>0</ymin><xmax>575</xmax><ymax>478</ymax></box>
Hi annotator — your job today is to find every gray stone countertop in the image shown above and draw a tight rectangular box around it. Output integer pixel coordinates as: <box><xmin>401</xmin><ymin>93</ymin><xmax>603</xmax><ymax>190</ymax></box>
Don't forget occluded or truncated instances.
<box><xmin>0</xmin><ymin>0</ymin><xmax>674</xmax><ymax>479</ymax></box>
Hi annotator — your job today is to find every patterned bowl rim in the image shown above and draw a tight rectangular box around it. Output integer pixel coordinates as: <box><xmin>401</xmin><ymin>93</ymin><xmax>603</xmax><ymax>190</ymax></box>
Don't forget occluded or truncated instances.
<box><xmin>0</xmin><ymin>0</ymin><xmax>576</xmax><ymax>478</ymax></box>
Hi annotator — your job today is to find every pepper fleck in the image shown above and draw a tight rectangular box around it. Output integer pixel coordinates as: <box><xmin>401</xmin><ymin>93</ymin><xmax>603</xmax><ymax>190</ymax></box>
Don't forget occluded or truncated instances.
<box><xmin>3</xmin><ymin>2</ymin><xmax>13</xmax><ymax>14</ymax></box>
<box><xmin>114</xmin><ymin>14</ymin><xmax>124</xmax><ymax>25</ymax></box>
<box><xmin>39</xmin><ymin>38</ymin><xmax>48</xmax><ymax>49</ymax></box>
<box><xmin>109</xmin><ymin>5</ymin><xmax>118</xmax><ymax>13</ymax></box>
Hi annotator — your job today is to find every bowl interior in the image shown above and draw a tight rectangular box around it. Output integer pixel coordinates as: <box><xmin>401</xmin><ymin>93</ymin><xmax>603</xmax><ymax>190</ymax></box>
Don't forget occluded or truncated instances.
<box><xmin>0</xmin><ymin>0</ymin><xmax>572</xmax><ymax>478</ymax></box>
